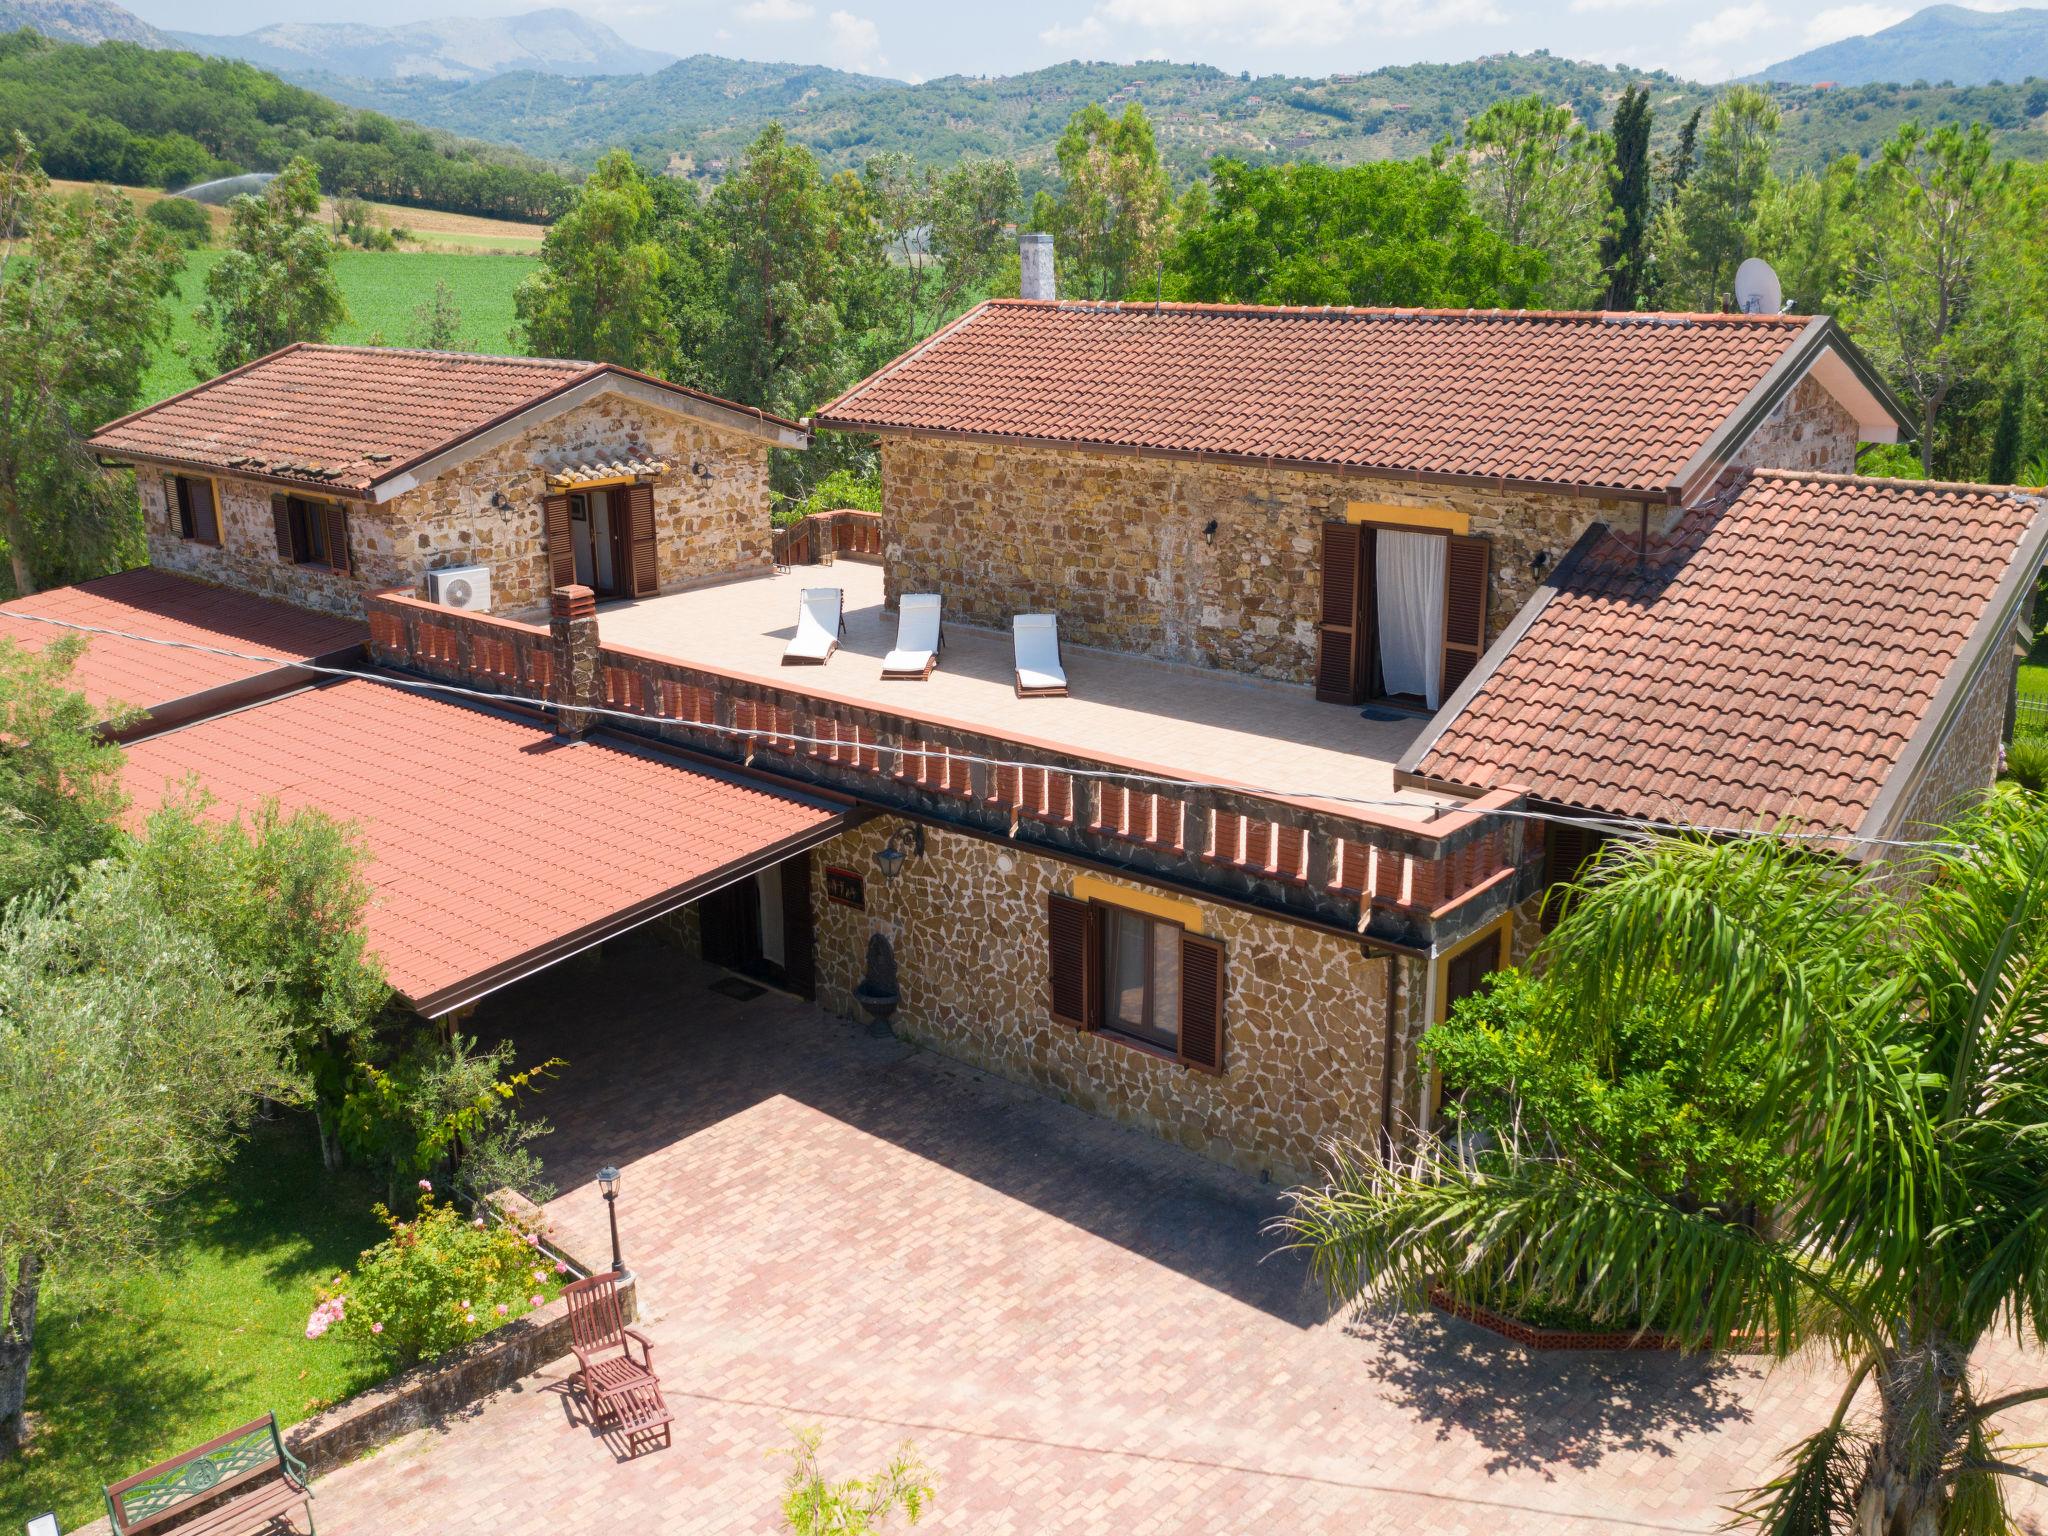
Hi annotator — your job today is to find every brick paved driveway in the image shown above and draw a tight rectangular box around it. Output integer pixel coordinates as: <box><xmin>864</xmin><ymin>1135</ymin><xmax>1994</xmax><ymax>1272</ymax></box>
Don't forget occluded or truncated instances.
<box><xmin>310</xmin><ymin>935</ymin><xmax>2048</xmax><ymax>1534</ymax></box>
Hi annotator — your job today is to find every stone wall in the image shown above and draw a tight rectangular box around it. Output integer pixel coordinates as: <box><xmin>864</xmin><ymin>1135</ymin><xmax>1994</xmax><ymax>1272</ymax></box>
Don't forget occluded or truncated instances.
<box><xmin>1724</xmin><ymin>373</ymin><xmax>1862</xmax><ymax>477</ymax></box>
<box><xmin>880</xmin><ymin>437</ymin><xmax>1637</xmax><ymax>686</ymax></box>
<box><xmin>142</xmin><ymin>392</ymin><xmax>775</xmax><ymax>620</ymax></box>
<box><xmin>1887</xmin><ymin>615</ymin><xmax>2020</xmax><ymax>842</ymax></box>
<box><xmin>806</xmin><ymin>817</ymin><xmax>1425</xmax><ymax>1180</ymax></box>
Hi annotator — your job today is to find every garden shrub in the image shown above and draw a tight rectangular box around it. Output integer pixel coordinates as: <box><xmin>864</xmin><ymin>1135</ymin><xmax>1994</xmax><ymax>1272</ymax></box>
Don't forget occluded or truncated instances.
<box><xmin>312</xmin><ymin>1185</ymin><xmax>568</xmax><ymax>1371</ymax></box>
<box><xmin>2005</xmin><ymin>737</ymin><xmax>2048</xmax><ymax>792</ymax></box>
<box><xmin>772</xmin><ymin>467</ymin><xmax>882</xmax><ymax>528</ymax></box>
<box><xmin>144</xmin><ymin>195</ymin><xmax>212</xmax><ymax>248</ymax></box>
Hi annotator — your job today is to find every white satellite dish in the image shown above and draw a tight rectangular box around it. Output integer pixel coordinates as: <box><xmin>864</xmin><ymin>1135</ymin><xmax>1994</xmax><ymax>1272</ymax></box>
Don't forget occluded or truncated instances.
<box><xmin>1733</xmin><ymin>257</ymin><xmax>1784</xmax><ymax>315</ymax></box>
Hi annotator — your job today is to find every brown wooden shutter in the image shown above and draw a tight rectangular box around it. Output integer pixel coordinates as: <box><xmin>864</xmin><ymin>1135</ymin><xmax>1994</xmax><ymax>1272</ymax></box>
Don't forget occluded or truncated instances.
<box><xmin>322</xmin><ymin>503</ymin><xmax>351</xmax><ymax>575</ymax></box>
<box><xmin>1444</xmin><ymin>932</ymin><xmax>1501</xmax><ymax>1012</ymax></box>
<box><xmin>1541</xmin><ymin>819</ymin><xmax>1606</xmax><ymax>931</ymax></box>
<box><xmin>1439</xmin><ymin>534</ymin><xmax>1492</xmax><ymax>697</ymax></box>
<box><xmin>622</xmin><ymin>484</ymin><xmax>658</xmax><ymax>598</ymax></box>
<box><xmin>1047</xmin><ymin>892</ymin><xmax>1100</xmax><ymax>1028</ymax></box>
<box><xmin>779</xmin><ymin>851</ymin><xmax>815</xmax><ymax>1000</ymax></box>
<box><xmin>1177</xmin><ymin>931</ymin><xmax>1225</xmax><ymax>1072</ymax></box>
<box><xmin>270</xmin><ymin>495</ymin><xmax>296</xmax><ymax>561</ymax></box>
<box><xmin>170</xmin><ymin>477</ymin><xmax>194</xmax><ymax>539</ymax></box>
<box><xmin>544</xmin><ymin>494</ymin><xmax>575</xmax><ymax>590</ymax></box>
<box><xmin>1315</xmin><ymin>521</ymin><xmax>1367</xmax><ymax>704</ymax></box>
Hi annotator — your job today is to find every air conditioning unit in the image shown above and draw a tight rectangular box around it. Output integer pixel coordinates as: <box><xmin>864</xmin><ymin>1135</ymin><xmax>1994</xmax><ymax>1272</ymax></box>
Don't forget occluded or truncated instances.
<box><xmin>425</xmin><ymin>564</ymin><xmax>491</xmax><ymax>613</ymax></box>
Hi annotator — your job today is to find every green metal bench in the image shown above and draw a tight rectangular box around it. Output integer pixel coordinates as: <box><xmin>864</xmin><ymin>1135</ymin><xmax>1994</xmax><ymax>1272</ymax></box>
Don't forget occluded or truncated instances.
<box><xmin>103</xmin><ymin>1413</ymin><xmax>315</xmax><ymax>1536</ymax></box>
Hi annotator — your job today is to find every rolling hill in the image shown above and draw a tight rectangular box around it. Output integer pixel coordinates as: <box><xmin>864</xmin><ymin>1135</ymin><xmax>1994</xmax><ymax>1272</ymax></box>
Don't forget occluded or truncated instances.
<box><xmin>170</xmin><ymin>8</ymin><xmax>675</xmax><ymax>82</ymax></box>
<box><xmin>1756</xmin><ymin>5</ymin><xmax>2048</xmax><ymax>87</ymax></box>
<box><xmin>0</xmin><ymin>0</ymin><xmax>166</xmax><ymax>45</ymax></box>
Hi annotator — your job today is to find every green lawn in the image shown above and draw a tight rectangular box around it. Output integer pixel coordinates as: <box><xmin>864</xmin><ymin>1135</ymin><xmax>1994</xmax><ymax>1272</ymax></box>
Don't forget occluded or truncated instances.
<box><xmin>0</xmin><ymin>1118</ymin><xmax>387</xmax><ymax>1532</ymax></box>
<box><xmin>143</xmin><ymin>249</ymin><xmax>539</xmax><ymax>405</ymax></box>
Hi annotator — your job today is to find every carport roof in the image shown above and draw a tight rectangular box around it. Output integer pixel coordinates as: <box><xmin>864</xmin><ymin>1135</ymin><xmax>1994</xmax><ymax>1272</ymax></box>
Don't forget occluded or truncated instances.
<box><xmin>120</xmin><ymin>676</ymin><xmax>855</xmax><ymax>1015</ymax></box>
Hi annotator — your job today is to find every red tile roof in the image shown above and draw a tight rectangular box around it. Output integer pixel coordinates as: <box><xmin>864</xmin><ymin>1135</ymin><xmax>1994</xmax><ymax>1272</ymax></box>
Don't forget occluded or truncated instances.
<box><xmin>89</xmin><ymin>344</ymin><xmax>806</xmax><ymax>495</ymax></box>
<box><xmin>816</xmin><ymin>301</ymin><xmax>1839</xmax><ymax>496</ymax></box>
<box><xmin>0</xmin><ymin>568</ymin><xmax>364</xmax><ymax>717</ymax></box>
<box><xmin>120</xmin><ymin>678</ymin><xmax>847</xmax><ymax>1012</ymax></box>
<box><xmin>1405</xmin><ymin>470</ymin><xmax>2048</xmax><ymax>836</ymax></box>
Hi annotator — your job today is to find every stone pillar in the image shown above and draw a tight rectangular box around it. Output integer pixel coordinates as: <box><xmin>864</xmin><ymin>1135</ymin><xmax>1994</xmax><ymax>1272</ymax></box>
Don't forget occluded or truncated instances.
<box><xmin>550</xmin><ymin>584</ymin><xmax>599</xmax><ymax>738</ymax></box>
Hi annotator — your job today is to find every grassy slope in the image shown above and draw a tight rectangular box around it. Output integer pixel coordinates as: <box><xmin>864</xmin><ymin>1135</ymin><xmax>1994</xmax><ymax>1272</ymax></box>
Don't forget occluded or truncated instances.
<box><xmin>51</xmin><ymin>181</ymin><xmax>547</xmax><ymax>255</ymax></box>
<box><xmin>145</xmin><ymin>249</ymin><xmax>538</xmax><ymax>405</ymax></box>
<box><xmin>0</xmin><ymin>1119</ymin><xmax>386</xmax><ymax>1532</ymax></box>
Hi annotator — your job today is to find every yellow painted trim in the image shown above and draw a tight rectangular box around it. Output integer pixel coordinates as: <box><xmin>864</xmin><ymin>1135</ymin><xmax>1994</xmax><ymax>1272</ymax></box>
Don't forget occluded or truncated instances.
<box><xmin>1070</xmin><ymin>874</ymin><xmax>1205</xmax><ymax>934</ymax></box>
<box><xmin>1347</xmin><ymin>501</ymin><xmax>1470</xmax><ymax>536</ymax></box>
<box><xmin>1431</xmin><ymin>911</ymin><xmax>1513</xmax><ymax>1023</ymax></box>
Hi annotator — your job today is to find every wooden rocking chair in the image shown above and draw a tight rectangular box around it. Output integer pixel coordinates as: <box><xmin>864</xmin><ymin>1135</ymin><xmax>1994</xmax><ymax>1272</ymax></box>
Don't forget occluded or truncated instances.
<box><xmin>563</xmin><ymin>1272</ymin><xmax>672</xmax><ymax>1447</ymax></box>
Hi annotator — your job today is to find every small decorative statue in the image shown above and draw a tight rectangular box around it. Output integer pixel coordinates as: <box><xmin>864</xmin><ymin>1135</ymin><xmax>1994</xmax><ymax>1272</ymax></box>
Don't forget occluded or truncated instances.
<box><xmin>853</xmin><ymin>931</ymin><xmax>900</xmax><ymax>1038</ymax></box>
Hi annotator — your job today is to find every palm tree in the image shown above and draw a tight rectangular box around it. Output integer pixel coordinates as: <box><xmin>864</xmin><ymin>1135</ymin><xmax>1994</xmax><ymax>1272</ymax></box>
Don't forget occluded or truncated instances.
<box><xmin>1281</xmin><ymin>793</ymin><xmax>2048</xmax><ymax>1535</ymax></box>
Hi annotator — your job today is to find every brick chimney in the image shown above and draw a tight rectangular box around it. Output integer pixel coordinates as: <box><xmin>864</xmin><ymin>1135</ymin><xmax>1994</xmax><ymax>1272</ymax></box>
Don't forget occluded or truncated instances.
<box><xmin>550</xmin><ymin>584</ymin><xmax>600</xmax><ymax>738</ymax></box>
<box><xmin>1020</xmin><ymin>233</ymin><xmax>1055</xmax><ymax>302</ymax></box>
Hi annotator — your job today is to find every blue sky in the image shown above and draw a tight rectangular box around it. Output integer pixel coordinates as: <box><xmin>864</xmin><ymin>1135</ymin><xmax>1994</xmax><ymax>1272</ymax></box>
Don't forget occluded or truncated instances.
<box><xmin>130</xmin><ymin>0</ymin><xmax>2020</xmax><ymax>86</ymax></box>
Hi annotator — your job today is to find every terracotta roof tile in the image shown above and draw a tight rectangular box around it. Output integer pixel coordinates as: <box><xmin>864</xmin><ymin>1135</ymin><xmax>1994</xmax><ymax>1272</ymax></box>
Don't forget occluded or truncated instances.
<box><xmin>1410</xmin><ymin>470</ymin><xmax>2047</xmax><ymax>835</ymax></box>
<box><xmin>816</xmin><ymin>301</ymin><xmax>1822</xmax><ymax>495</ymax></box>
<box><xmin>89</xmin><ymin>345</ymin><xmax>805</xmax><ymax>494</ymax></box>
<box><xmin>119</xmin><ymin>678</ymin><xmax>844</xmax><ymax>1008</ymax></box>
<box><xmin>0</xmin><ymin>569</ymin><xmax>364</xmax><ymax>717</ymax></box>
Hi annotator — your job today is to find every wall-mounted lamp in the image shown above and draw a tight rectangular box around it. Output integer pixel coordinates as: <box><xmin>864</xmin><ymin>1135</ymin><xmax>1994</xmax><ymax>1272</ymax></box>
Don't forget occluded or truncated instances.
<box><xmin>489</xmin><ymin>490</ymin><xmax>514</xmax><ymax>513</ymax></box>
<box><xmin>1531</xmin><ymin>550</ymin><xmax>1551</xmax><ymax>573</ymax></box>
<box><xmin>875</xmin><ymin>823</ymin><xmax>926</xmax><ymax>881</ymax></box>
<box><xmin>690</xmin><ymin>461</ymin><xmax>714</xmax><ymax>483</ymax></box>
<box><xmin>1202</xmin><ymin>518</ymin><xmax>1219</xmax><ymax>544</ymax></box>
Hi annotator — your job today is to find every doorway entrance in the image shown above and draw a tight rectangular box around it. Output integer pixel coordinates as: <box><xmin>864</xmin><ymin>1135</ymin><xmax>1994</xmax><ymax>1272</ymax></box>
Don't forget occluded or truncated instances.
<box><xmin>697</xmin><ymin>852</ymin><xmax>816</xmax><ymax>998</ymax></box>
<box><xmin>570</xmin><ymin>490</ymin><xmax>624</xmax><ymax>597</ymax></box>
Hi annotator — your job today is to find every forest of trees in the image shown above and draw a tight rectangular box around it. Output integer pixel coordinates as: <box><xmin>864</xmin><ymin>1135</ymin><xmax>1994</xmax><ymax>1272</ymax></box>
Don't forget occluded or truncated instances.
<box><xmin>0</xmin><ymin>33</ymin><xmax>572</xmax><ymax>219</ymax></box>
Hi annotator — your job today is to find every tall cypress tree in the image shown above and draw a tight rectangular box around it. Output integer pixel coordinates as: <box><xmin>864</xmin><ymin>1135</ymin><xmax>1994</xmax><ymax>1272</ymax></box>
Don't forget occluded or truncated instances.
<box><xmin>1989</xmin><ymin>376</ymin><xmax>2028</xmax><ymax>484</ymax></box>
<box><xmin>1602</xmin><ymin>85</ymin><xmax>1653</xmax><ymax>310</ymax></box>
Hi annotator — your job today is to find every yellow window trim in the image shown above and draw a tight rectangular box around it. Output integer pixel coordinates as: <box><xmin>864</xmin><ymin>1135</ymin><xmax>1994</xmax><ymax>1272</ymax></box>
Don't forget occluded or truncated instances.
<box><xmin>1069</xmin><ymin>874</ymin><xmax>1205</xmax><ymax>934</ymax></box>
<box><xmin>1347</xmin><ymin>500</ymin><xmax>1471</xmax><ymax>536</ymax></box>
<box><xmin>1431</xmin><ymin>911</ymin><xmax>1513</xmax><ymax>1022</ymax></box>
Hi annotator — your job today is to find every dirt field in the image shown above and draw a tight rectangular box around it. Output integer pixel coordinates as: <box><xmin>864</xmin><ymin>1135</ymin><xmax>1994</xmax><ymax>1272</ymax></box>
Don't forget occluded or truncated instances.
<box><xmin>48</xmin><ymin>180</ymin><xmax>548</xmax><ymax>253</ymax></box>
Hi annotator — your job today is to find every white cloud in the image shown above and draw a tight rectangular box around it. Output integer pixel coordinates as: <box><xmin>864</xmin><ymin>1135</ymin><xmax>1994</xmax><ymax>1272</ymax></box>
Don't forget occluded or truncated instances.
<box><xmin>1041</xmin><ymin>13</ymin><xmax>1110</xmax><ymax>46</ymax></box>
<box><xmin>738</xmin><ymin>0</ymin><xmax>814</xmax><ymax>21</ymax></box>
<box><xmin>1081</xmin><ymin>0</ymin><xmax>1501</xmax><ymax>51</ymax></box>
<box><xmin>1567</xmin><ymin>0</ymin><xmax>1668</xmax><ymax>11</ymax></box>
<box><xmin>1802</xmin><ymin>3</ymin><xmax>1910</xmax><ymax>45</ymax></box>
<box><xmin>827</xmin><ymin>9</ymin><xmax>888</xmax><ymax>72</ymax></box>
<box><xmin>1683</xmin><ymin>2</ymin><xmax>1776</xmax><ymax>52</ymax></box>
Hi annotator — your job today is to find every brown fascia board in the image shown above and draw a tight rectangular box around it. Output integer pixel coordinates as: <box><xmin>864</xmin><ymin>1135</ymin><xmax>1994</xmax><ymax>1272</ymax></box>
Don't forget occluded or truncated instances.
<box><xmin>1394</xmin><ymin>522</ymin><xmax>1610</xmax><ymax>789</ymax></box>
<box><xmin>810</xmin><ymin>420</ymin><xmax>1680</xmax><ymax>505</ymax></box>
<box><xmin>1854</xmin><ymin>492</ymin><xmax>2048</xmax><ymax>854</ymax></box>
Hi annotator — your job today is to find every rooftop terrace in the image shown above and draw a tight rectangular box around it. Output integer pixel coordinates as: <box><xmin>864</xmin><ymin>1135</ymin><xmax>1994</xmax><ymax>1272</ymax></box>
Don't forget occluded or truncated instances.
<box><xmin>595</xmin><ymin>560</ymin><xmax>1457</xmax><ymax>824</ymax></box>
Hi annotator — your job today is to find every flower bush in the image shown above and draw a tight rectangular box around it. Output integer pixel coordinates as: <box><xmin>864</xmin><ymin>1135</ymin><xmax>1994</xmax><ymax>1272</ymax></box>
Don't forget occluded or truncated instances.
<box><xmin>309</xmin><ymin>1186</ymin><xmax>567</xmax><ymax>1371</ymax></box>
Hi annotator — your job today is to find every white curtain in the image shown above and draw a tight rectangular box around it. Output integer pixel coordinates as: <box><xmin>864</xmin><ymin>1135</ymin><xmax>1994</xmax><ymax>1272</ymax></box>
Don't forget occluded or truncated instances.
<box><xmin>1376</xmin><ymin>530</ymin><xmax>1445</xmax><ymax>707</ymax></box>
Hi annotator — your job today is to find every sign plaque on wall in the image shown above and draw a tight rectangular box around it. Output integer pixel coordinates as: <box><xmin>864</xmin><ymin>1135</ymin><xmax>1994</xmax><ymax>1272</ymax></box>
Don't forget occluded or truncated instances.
<box><xmin>824</xmin><ymin>866</ymin><xmax>866</xmax><ymax>910</ymax></box>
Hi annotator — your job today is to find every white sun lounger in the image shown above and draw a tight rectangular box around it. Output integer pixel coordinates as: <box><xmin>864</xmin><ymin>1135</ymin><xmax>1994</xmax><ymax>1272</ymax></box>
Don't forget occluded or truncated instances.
<box><xmin>782</xmin><ymin>587</ymin><xmax>844</xmax><ymax>665</ymax></box>
<box><xmin>881</xmin><ymin>593</ymin><xmax>944</xmax><ymax>680</ymax></box>
<box><xmin>1013</xmin><ymin>612</ymin><xmax>1067</xmax><ymax>697</ymax></box>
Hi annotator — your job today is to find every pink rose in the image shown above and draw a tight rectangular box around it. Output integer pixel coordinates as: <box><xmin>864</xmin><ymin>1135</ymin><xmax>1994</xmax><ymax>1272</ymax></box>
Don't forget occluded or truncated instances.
<box><xmin>418</xmin><ymin>1179</ymin><xmax>432</xmax><ymax>1191</ymax></box>
<box><xmin>532</xmin><ymin>1269</ymin><xmax>545</xmax><ymax>1282</ymax></box>
<box><xmin>553</xmin><ymin>1261</ymin><xmax>568</xmax><ymax>1274</ymax></box>
<box><xmin>370</xmin><ymin>1321</ymin><xmax>384</xmax><ymax>1334</ymax></box>
<box><xmin>495</xmin><ymin>1303</ymin><xmax>508</xmax><ymax>1316</ymax></box>
<box><xmin>473</xmin><ymin>1217</ymin><xmax>486</xmax><ymax>1228</ymax></box>
<box><xmin>530</xmin><ymin>1294</ymin><xmax>545</xmax><ymax>1308</ymax></box>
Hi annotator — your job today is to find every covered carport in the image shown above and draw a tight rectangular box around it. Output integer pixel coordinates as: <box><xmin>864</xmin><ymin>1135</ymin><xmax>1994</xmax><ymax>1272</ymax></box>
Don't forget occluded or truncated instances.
<box><xmin>119</xmin><ymin>673</ymin><xmax>860</xmax><ymax>1015</ymax></box>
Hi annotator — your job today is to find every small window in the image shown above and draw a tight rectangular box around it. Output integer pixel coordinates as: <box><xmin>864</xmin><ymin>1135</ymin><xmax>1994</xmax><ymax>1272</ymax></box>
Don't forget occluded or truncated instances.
<box><xmin>291</xmin><ymin>499</ymin><xmax>328</xmax><ymax>565</ymax></box>
<box><xmin>270</xmin><ymin>494</ymin><xmax>350</xmax><ymax>574</ymax></box>
<box><xmin>1104</xmin><ymin>906</ymin><xmax>1182</xmax><ymax>1053</ymax></box>
<box><xmin>1045</xmin><ymin>892</ymin><xmax>1225</xmax><ymax>1071</ymax></box>
<box><xmin>1442</xmin><ymin>928</ymin><xmax>1505</xmax><ymax>1016</ymax></box>
<box><xmin>169</xmin><ymin>476</ymin><xmax>219</xmax><ymax>544</ymax></box>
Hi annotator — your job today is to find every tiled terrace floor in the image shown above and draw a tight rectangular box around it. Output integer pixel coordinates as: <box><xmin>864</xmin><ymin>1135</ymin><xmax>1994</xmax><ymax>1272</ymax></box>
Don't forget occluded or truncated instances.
<box><xmin>308</xmin><ymin>936</ymin><xmax>2048</xmax><ymax>1534</ymax></box>
<box><xmin>597</xmin><ymin>562</ymin><xmax>1456</xmax><ymax>822</ymax></box>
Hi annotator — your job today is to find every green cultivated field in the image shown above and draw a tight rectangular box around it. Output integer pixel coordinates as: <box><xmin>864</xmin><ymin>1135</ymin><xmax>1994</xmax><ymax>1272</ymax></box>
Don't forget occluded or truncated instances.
<box><xmin>144</xmin><ymin>249</ymin><xmax>539</xmax><ymax>405</ymax></box>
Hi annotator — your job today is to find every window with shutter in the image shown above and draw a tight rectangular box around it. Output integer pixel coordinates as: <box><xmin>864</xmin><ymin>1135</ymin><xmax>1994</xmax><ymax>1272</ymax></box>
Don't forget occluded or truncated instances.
<box><xmin>271</xmin><ymin>496</ymin><xmax>295</xmax><ymax>561</ymax></box>
<box><xmin>1177</xmin><ymin>931</ymin><xmax>1225</xmax><ymax>1072</ymax></box>
<box><xmin>1315</xmin><ymin>522</ymin><xmax>1368</xmax><ymax>704</ymax></box>
<box><xmin>1540</xmin><ymin>819</ymin><xmax>1606</xmax><ymax>931</ymax></box>
<box><xmin>544</xmin><ymin>495</ymin><xmax>576</xmax><ymax>590</ymax></box>
<box><xmin>321</xmin><ymin>503</ymin><xmax>351</xmax><ymax>575</ymax></box>
<box><xmin>1046</xmin><ymin>892</ymin><xmax>1099</xmax><ymax>1028</ymax></box>
<box><xmin>1438</xmin><ymin>534</ymin><xmax>1492</xmax><ymax>697</ymax></box>
<box><xmin>1443</xmin><ymin>928</ymin><xmax>1504</xmax><ymax>1014</ymax></box>
<box><xmin>622</xmin><ymin>484</ymin><xmax>658</xmax><ymax>597</ymax></box>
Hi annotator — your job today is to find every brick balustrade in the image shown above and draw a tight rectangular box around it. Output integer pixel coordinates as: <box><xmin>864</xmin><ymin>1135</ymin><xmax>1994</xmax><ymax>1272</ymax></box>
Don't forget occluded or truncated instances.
<box><xmin>367</xmin><ymin>589</ymin><xmax>1533</xmax><ymax>951</ymax></box>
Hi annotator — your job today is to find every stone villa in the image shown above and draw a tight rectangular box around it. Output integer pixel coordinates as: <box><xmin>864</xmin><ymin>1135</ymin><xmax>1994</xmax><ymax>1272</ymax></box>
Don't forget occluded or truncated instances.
<box><xmin>31</xmin><ymin>278</ymin><xmax>2043</xmax><ymax>1181</ymax></box>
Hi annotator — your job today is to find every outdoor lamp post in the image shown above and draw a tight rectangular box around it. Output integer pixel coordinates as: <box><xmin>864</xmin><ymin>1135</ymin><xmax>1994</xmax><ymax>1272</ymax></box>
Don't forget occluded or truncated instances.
<box><xmin>598</xmin><ymin>1165</ymin><xmax>623</xmax><ymax>1274</ymax></box>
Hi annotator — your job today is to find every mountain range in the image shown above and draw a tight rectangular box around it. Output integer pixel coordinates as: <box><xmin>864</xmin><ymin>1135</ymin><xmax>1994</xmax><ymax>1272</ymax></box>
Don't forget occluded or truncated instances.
<box><xmin>1757</xmin><ymin>5</ymin><xmax>2048</xmax><ymax>87</ymax></box>
<box><xmin>169</xmin><ymin>7</ymin><xmax>674</xmax><ymax>81</ymax></box>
